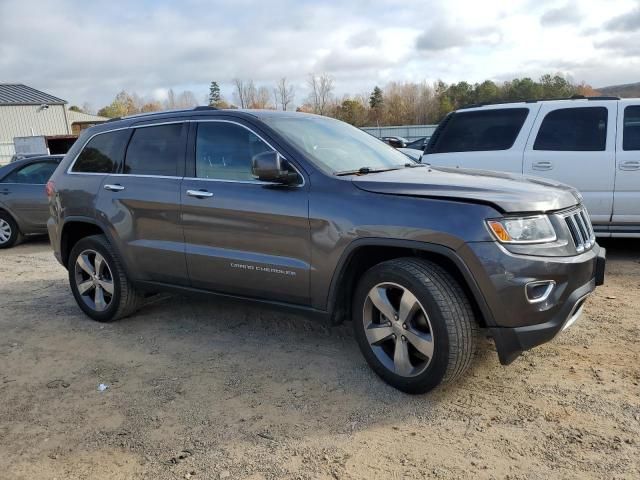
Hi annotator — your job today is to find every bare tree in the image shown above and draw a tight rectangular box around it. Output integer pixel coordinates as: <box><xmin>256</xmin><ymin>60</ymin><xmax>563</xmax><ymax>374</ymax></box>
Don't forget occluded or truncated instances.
<box><xmin>233</xmin><ymin>79</ymin><xmax>247</xmax><ymax>108</ymax></box>
<box><xmin>165</xmin><ymin>89</ymin><xmax>177</xmax><ymax>110</ymax></box>
<box><xmin>176</xmin><ymin>90</ymin><xmax>198</xmax><ymax>108</ymax></box>
<box><xmin>251</xmin><ymin>86</ymin><xmax>272</xmax><ymax>109</ymax></box>
<box><xmin>274</xmin><ymin>77</ymin><xmax>295</xmax><ymax>111</ymax></box>
<box><xmin>233</xmin><ymin>79</ymin><xmax>259</xmax><ymax>108</ymax></box>
<box><xmin>307</xmin><ymin>73</ymin><xmax>334</xmax><ymax>115</ymax></box>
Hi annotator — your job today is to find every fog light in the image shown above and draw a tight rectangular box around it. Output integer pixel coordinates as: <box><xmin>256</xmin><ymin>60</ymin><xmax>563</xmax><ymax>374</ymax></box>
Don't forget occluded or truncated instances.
<box><xmin>525</xmin><ymin>281</ymin><xmax>555</xmax><ymax>304</ymax></box>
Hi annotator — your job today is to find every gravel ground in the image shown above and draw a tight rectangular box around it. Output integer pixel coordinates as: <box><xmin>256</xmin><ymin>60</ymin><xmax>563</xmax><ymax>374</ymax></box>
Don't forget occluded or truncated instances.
<box><xmin>0</xmin><ymin>238</ymin><xmax>638</xmax><ymax>479</ymax></box>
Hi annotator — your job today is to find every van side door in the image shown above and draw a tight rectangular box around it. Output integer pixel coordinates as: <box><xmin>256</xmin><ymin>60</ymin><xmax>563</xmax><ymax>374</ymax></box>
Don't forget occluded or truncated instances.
<box><xmin>523</xmin><ymin>101</ymin><xmax>616</xmax><ymax>228</ymax></box>
<box><xmin>424</xmin><ymin>105</ymin><xmax>538</xmax><ymax>173</ymax></box>
<box><xmin>613</xmin><ymin>100</ymin><xmax>640</xmax><ymax>232</ymax></box>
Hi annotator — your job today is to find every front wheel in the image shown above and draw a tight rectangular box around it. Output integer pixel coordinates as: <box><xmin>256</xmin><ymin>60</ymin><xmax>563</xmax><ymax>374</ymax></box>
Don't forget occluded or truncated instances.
<box><xmin>352</xmin><ymin>258</ymin><xmax>478</xmax><ymax>394</ymax></box>
<box><xmin>68</xmin><ymin>234</ymin><xmax>141</xmax><ymax>322</ymax></box>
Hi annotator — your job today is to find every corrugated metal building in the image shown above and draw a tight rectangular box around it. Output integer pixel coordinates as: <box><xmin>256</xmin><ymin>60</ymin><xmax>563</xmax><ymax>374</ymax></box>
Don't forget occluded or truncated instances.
<box><xmin>362</xmin><ymin>124</ymin><xmax>438</xmax><ymax>142</ymax></box>
<box><xmin>66</xmin><ymin>109</ymin><xmax>109</xmax><ymax>135</ymax></box>
<box><xmin>0</xmin><ymin>84</ymin><xmax>72</xmax><ymax>164</ymax></box>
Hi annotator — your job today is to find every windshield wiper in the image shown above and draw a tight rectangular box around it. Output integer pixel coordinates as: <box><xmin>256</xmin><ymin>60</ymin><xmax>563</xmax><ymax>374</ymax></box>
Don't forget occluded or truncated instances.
<box><xmin>335</xmin><ymin>166</ymin><xmax>402</xmax><ymax>176</ymax></box>
<box><xmin>404</xmin><ymin>162</ymin><xmax>426</xmax><ymax>168</ymax></box>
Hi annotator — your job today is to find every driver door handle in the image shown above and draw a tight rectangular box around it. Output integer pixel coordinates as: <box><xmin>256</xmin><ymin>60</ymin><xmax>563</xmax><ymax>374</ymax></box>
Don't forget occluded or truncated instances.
<box><xmin>104</xmin><ymin>184</ymin><xmax>125</xmax><ymax>192</ymax></box>
<box><xmin>532</xmin><ymin>161</ymin><xmax>553</xmax><ymax>171</ymax></box>
<box><xmin>187</xmin><ymin>189</ymin><xmax>213</xmax><ymax>198</ymax></box>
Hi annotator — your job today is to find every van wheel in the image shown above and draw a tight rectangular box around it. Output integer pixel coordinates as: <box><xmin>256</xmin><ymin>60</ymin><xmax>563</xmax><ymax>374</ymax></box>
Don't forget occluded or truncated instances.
<box><xmin>68</xmin><ymin>234</ymin><xmax>142</xmax><ymax>322</ymax></box>
<box><xmin>352</xmin><ymin>258</ymin><xmax>478</xmax><ymax>394</ymax></box>
<box><xmin>0</xmin><ymin>212</ymin><xmax>22</xmax><ymax>249</ymax></box>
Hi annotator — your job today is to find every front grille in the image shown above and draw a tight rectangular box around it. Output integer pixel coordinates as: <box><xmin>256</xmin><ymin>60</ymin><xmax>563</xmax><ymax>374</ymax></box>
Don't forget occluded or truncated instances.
<box><xmin>563</xmin><ymin>207</ymin><xmax>595</xmax><ymax>253</ymax></box>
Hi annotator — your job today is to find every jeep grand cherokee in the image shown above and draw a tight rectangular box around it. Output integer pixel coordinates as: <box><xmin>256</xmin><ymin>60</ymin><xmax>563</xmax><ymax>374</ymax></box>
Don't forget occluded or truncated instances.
<box><xmin>46</xmin><ymin>107</ymin><xmax>606</xmax><ymax>393</ymax></box>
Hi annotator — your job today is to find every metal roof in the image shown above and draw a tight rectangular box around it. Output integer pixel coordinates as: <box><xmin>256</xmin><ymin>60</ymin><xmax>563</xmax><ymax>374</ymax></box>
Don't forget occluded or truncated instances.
<box><xmin>0</xmin><ymin>84</ymin><xmax>67</xmax><ymax>106</ymax></box>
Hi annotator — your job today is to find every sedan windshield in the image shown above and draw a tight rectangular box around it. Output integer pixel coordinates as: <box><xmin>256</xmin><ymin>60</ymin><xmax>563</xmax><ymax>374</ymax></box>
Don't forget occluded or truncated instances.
<box><xmin>263</xmin><ymin>115</ymin><xmax>414</xmax><ymax>174</ymax></box>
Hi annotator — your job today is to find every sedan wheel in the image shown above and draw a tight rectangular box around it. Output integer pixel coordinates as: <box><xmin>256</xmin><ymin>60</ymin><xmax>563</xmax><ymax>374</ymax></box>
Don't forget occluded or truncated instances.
<box><xmin>363</xmin><ymin>282</ymin><xmax>435</xmax><ymax>377</ymax></box>
<box><xmin>0</xmin><ymin>218</ymin><xmax>11</xmax><ymax>245</ymax></box>
<box><xmin>74</xmin><ymin>249</ymin><xmax>115</xmax><ymax>312</ymax></box>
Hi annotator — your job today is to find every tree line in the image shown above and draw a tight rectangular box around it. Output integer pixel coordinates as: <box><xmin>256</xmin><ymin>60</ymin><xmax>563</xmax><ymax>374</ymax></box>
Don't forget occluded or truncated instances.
<box><xmin>77</xmin><ymin>73</ymin><xmax>600</xmax><ymax>126</ymax></box>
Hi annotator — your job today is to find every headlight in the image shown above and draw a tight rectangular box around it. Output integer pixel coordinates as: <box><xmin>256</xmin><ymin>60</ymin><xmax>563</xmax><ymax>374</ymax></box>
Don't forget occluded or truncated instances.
<box><xmin>487</xmin><ymin>215</ymin><xmax>556</xmax><ymax>244</ymax></box>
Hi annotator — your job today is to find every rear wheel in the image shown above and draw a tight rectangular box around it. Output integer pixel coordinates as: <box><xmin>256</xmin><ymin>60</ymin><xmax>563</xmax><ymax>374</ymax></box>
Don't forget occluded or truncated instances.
<box><xmin>68</xmin><ymin>234</ymin><xmax>142</xmax><ymax>322</ymax></box>
<box><xmin>352</xmin><ymin>258</ymin><xmax>478</xmax><ymax>394</ymax></box>
<box><xmin>0</xmin><ymin>212</ymin><xmax>21</xmax><ymax>249</ymax></box>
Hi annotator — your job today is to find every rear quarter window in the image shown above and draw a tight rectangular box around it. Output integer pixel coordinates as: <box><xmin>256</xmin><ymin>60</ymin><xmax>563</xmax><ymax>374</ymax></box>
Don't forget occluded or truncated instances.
<box><xmin>427</xmin><ymin>108</ymin><xmax>529</xmax><ymax>153</ymax></box>
<box><xmin>72</xmin><ymin>130</ymin><xmax>129</xmax><ymax>173</ymax></box>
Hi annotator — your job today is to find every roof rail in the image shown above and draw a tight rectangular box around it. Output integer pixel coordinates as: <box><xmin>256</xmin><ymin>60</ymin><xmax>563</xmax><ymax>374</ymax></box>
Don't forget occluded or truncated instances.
<box><xmin>106</xmin><ymin>105</ymin><xmax>218</xmax><ymax>122</ymax></box>
<box><xmin>458</xmin><ymin>95</ymin><xmax>621</xmax><ymax>110</ymax></box>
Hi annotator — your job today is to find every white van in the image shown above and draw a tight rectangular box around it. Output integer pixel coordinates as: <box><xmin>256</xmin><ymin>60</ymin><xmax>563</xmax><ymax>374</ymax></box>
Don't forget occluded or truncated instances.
<box><xmin>423</xmin><ymin>97</ymin><xmax>640</xmax><ymax>237</ymax></box>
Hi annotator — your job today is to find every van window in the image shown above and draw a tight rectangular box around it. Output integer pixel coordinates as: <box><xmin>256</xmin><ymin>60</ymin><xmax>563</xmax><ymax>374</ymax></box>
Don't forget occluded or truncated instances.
<box><xmin>623</xmin><ymin>106</ymin><xmax>640</xmax><ymax>151</ymax></box>
<box><xmin>534</xmin><ymin>107</ymin><xmax>607</xmax><ymax>151</ymax></box>
<box><xmin>72</xmin><ymin>130</ymin><xmax>128</xmax><ymax>173</ymax></box>
<box><xmin>195</xmin><ymin>122</ymin><xmax>272</xmax><ymax>181</ymax></box>
<box><xmin>124</xmin><ymin>123</ymin><xmax>186</xmax><ymax>176</ymax></box>
<box><xmin>427</xmin><ymin>108</ymin><xmax>529</xmax><ymax>153</ymax></box>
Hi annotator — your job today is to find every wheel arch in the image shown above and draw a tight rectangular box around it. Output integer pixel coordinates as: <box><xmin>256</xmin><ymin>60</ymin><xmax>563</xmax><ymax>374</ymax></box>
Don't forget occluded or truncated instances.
<box><xmin>326</xmin><ymin>239</ymin><xmax>495</xmax><ymax>329</ymax></box>
<box><xmin>0</xmin><ymin>204</ymin><xmax>22</xmax><ymax>234</ymax></box>
<box><xmin>60</xmin><ymin>217</ymin><xmax>121</xmax><ymax>268</ymax></box>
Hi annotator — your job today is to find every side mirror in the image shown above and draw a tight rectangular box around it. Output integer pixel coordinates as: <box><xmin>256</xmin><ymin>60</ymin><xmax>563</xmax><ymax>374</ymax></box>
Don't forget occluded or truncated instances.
<box><xmin>251</xmin><ymin>151</ymin><xmax>299</xmax><ymax>185</ymax></box>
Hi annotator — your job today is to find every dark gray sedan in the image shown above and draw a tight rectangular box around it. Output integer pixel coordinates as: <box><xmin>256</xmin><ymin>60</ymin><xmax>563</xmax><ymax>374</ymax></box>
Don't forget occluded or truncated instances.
<box><xmin>0</xmin><ymin>155</ymin><xmax>63</xmax><ymax>248</ymax></box>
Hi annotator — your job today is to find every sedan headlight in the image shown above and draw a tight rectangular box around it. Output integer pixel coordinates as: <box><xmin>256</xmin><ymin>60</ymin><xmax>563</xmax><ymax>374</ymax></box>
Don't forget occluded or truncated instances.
<box><xmin>487</xmin><ymin>215</ymin><xmax>556</xmax><ymax>244</ymax></box>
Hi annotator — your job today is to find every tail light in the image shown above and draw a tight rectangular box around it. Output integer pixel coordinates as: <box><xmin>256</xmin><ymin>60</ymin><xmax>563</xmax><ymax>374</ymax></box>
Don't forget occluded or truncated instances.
<box><xmin>45</xmin><ymin>180</ymin><xmax>55</xmax><ymax>198</ymax></box>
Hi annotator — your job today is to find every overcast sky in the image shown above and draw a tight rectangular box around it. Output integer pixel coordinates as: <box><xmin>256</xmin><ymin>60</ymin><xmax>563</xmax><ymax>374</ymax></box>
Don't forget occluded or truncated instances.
<box><xmin>1</xmin><ymin>0</ymin><xmax>638</xmax><ymax>108</ymax></box>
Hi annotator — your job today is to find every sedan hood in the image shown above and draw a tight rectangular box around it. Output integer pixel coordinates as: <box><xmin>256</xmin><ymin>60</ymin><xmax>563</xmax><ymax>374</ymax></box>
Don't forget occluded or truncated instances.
<box><xmin>351</xmin><ymin>166</ymin><xmax>581</xmax><ymax>213</ymax></box>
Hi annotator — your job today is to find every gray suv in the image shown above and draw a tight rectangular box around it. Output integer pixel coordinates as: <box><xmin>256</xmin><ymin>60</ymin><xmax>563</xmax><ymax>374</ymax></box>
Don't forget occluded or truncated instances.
<box><xmin>47</xmin><ymin>108</ymin><xmax>606</xmax><ymax>393</ymax></box>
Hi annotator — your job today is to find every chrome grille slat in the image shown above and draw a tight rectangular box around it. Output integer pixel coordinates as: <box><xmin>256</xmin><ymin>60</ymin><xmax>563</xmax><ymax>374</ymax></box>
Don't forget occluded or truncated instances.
<box><xmin>562</xmin><ymin>206</ymin><xmax>594</xmax><ymax>253</ymax></box>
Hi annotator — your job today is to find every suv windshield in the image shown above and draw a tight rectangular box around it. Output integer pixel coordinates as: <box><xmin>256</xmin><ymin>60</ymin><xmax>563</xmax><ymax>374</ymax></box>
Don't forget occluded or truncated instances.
<box><xmin>263</xmin><ymin>115</ymin><xmax>413</xmax><ymax>174</ymax></box>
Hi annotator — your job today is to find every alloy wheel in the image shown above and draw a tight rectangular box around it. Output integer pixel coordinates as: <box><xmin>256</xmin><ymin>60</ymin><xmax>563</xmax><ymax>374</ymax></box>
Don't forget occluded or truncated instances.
<box><xmin>0</xmin><ymin>218</ymin><xmax>11</xmax><ymax>244</ymax></box>
<box><xmin>74</xmin><ymin>249</ymin><xmax>115</xmax><ymax>312</ymax></box>
<box><xmin>362</xmin><ymin>282</ymin><xmax>435</xmax><ymax>377</ymax></box>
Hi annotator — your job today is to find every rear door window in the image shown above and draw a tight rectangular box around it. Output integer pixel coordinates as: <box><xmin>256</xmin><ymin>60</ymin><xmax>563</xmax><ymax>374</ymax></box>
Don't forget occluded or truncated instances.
<box><xmin>72</xmin><ymin>130</ymin><xmax>129</xmax><ymax>173</ymax></box>
<box><xmin>124</xmin><ymin>123</ymin><xmax>186</xmax><ymax>176</ymax></box>
<box><xmin>428</xmin><ymin>108</ymin><xmax>529</xmax><ymax>153</ymax></box>
<box><xmin>534</xmin><ymin>107</ymin><xmax>608</xmax><ymax>151</ymax></box>
<box><xmin>623</xmin><ymin>106</ymin><xmax>640</xmax><ymax>151</ymax></box>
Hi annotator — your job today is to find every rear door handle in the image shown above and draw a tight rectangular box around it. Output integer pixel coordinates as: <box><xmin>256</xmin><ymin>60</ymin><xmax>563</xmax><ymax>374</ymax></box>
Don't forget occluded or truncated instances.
<box><xmin>619</xmin><ymin>160</ymin><xmax>640</xmax><ymax>171</ymax></box>
<box><xmin>0</xmin><ymin>189</ymin><xmax>9</xmax><ymax>195</ymax></box>
<box><xmin>532</xmin><ymin>161</ymin><xmax>553</xmax><ymax>171</ymax></box>
<box><xmin>186</xmin><ymin>189</ymin><xmax>213</xmax><ymax>198</ymax></box>
<box><xmin>104</xmin><ymin>184</ymin><xmax>125</xmax><ymax>192</ymax></box>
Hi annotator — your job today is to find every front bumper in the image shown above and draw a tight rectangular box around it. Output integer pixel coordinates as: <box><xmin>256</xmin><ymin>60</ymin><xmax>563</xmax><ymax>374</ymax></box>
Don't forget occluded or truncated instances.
<box><xmin>460</xmin><ymin>242</ymin><xmax>606</xmax><ymax>364</ymax></box>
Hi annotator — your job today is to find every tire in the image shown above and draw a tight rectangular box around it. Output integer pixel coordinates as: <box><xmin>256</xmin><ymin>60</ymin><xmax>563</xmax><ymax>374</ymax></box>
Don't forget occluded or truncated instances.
<box><xmin>68</xmin><ymin>234</ymin><xmax>142</xmax><ymax>322</ymax></box>
<box><xmin>352</xmin><ymin>257</ymin><xmax>478</xmax><ymax>394</ymax></box>
<box><xmin>0</xmin><ymin>211</ymin><xmax>22</xmax><ymax>249</ymax></box>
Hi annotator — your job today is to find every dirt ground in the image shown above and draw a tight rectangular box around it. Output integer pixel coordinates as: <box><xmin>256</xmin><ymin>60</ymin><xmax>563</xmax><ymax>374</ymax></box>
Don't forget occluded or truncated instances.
<box><xmin>0</xmin><ymin>238</ymin><xmax>638</xmax><ymax>480</ymax></box>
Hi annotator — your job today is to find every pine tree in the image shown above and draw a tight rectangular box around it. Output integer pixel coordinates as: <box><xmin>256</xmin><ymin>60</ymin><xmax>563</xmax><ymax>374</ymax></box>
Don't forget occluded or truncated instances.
<box><xmin>369</xmin><ymin>86</ymin><xmax>383</xmax><ymax>109</ymax></box>
<box><xmin>209</xmin><ymin>81</ymin><xmax>221</xmax><ymax>107</ymax></box>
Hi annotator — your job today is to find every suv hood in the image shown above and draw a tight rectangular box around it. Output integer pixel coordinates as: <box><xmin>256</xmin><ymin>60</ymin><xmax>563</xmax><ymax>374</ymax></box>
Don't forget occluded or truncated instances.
<box><xmin>351</xmin><ymin>166</ymin><xmax>581</xmax><ymax>213</ymax></box>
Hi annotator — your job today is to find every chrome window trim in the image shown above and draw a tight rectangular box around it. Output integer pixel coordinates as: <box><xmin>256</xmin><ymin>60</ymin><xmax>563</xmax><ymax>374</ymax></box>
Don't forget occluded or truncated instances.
<box><xmin>0</xmin><ymin>182</ymin><xmax>50</xmax><ymax>186</ymax></box>
<box><xmin>65</xmin><ymin>119</ymin><xmax>306</xmax><ymax>187</ymax></box>
<box><xmin>109</xmin><ymin>173</ymin><xmax>182</xmax><ymax>180</ymax></box>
